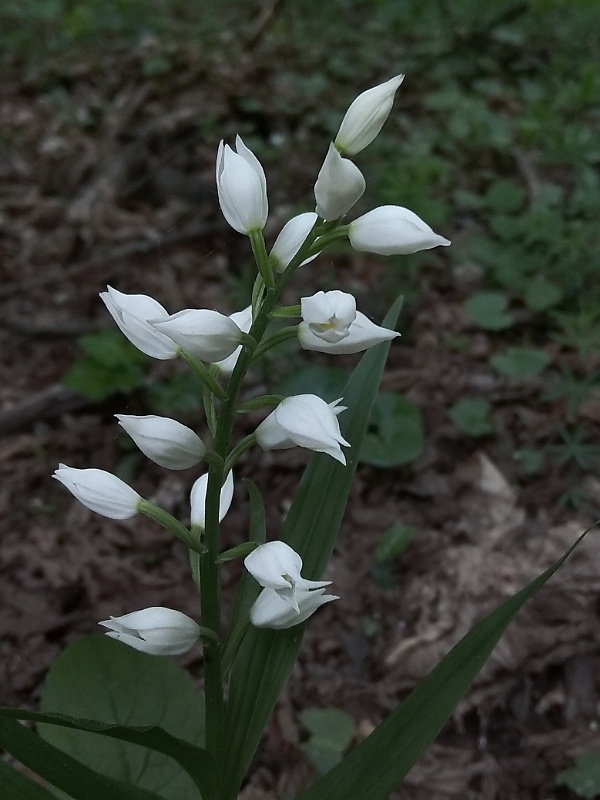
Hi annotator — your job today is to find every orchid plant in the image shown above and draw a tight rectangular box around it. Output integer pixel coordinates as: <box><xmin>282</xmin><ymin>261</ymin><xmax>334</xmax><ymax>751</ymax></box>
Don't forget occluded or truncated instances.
<box><xmin>0</xmin><ymin>76</ymin><xmax>590</xmax><ymax>800</ymax></box>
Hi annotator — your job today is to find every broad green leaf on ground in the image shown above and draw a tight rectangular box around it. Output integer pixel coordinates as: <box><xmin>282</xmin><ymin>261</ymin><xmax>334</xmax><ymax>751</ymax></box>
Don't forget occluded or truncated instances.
<box><xmin>556</xmin><ymin>751</ymin><xmax>600</xmax><ymax>799</ymax></box>
<box><xmin>36</xmin><ymin>635</ymin><xmax>211</xmax><ymax>800</ymax></box>
<box><xmin>490</xmin><ymin>347</ymin><xmax>551</xmax><ymax>376</ymax></box>
<box><xmin>0</xmin><ymin>759</ymin><xmax>58</xmax><ymax>800</ymax></box>
<box><xmin>294</xmin><ymin>526</ymin><xmax>595</xmax><ymax>800</ymax></box>
<box><xmin>448</xmin><ymin>397</ymin><xmax>493</xmax><ymax>436</ymax></box>
<box><xmin>464</xmin><ymin>291</ymin><xmax>513</xmax><ymax>330</ymax></box>
<box><xmin>0</xmin><ymin>717</ymin><xmax>162</xmax><ymax>800</ymax></box>
<box><xmin>221</xmin><ymin>296</ymin><xmax>404</xmax><ymax>800</ymax></box>
<box><xmin>300</xmin><ymin>708</ymin><xmax>355</xmax><ymax>775</ymax></box>
<box><xmin>361</xmin><ymin>393</ymin><xmax>424</xmax><ymax>467</ymax></box>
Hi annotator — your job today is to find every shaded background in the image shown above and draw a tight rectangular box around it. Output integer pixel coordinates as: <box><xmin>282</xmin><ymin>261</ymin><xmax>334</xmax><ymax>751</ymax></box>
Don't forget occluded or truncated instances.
<box><xmin>1</xmin><ymin>1</ymin><xmax>600</xmax><ymax>797</ymax></box>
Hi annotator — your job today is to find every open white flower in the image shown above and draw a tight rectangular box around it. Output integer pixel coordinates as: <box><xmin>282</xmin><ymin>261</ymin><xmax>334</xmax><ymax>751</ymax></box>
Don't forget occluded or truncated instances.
<box><xmin>244</xmin><ymin>541</ymin><xmax>338</xmax><ymax>628</ymax></box>
<box><xmin>116</xmin><ymin>414</ymin><xmax>206</xmax><ymax>470</ymax></box>
<box><xmin>53</xmin><ymin>464</ymin><xmax>141</xmax><ymax>519</ymax></box>
<box><xmin>190</xmin><ymin>470</ymin><xmax>235</xmax><ymax>529</ymax></box>
<box><xmin>255</xmin><ymin>394</ymin><xmax>349</xmax><ymax>465</ymax></box>
<box><xmin>151</xmin><ymin>309</ymin><xmax>243</xmax><ymax>363</ymax></box>
<box><xmin>216</xmin><ymin>136</ymin><xmax>268</xmax><ymax>234</ymax></box>
<box><xmin>314</xmin><ymin>144</ymin><xmax>365</xmax><ymax>221</ymax></box>
<box><xmin>349</xmin><ymin>205</ymin><xmax>451</xmax><ymax>255</ymax></box>
<box><xmin>300</xmin><ymin>290</ymin><xmax>356</xmax><ymax>344</ymax></box>
<box><xmin>270</xmin><ymin>212</ymin><xmax>318</xmax><ymax>272</ymax></box>
<box><xmin>99</xmin><ymin>607</ymin><xmax>201</xmax><ymax>656</ymax></box>
<box><xmin>250</xmin><ymin>586</ymin><xmax>338</xmax><ymax>629</ymax></box>
<box><xmin>299</xmin><ymin>290</ymin><xmax>400</xmax><ymax>354</ymax></box>
<box><xmin>335</xmin><ymin>74</ymin><xmax>404</xmax><ymax>156</ymax></box>
<box><xmin>213</xmin><ymin>306</ymin><xmax>253</xmax><ymax>375</ymax></box>
<box><xmin>100</xmin><ymin>286</ymin><xmax>178</xmax><ymax>360</ymax></box>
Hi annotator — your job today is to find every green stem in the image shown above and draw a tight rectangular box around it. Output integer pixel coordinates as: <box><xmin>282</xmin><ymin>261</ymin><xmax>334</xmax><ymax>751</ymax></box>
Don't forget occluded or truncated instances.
<box><xmin>223</xmin><ymin>433</ymin><xmax>257</xmax><ymax>473</ymax></box>
<box><xmin>249</xmin><ymin>230</ymin><xmax>274</xmax><ymax>289</ymax></box>
<box><xmin>139</xmin><ymin>500</ymin><xmax>206</xmax><ymax>553</ymax></box>
<box><xmin>178</xmin><ymin>350</ymin><xmax>228</xmax><ymax>401</ymax></box>
<box><xmin>251</xmin><ymin>326</ymin><xmax>299</xmax><ymax>361</ymax></box>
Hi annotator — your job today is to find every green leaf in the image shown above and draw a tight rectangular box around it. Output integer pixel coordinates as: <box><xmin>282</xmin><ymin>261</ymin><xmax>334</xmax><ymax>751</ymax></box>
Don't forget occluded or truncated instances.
<box><xmin>464</xmin><ymin>291</ymin><xmax>513</xmax><ymax>330</ymax></box>
<box><xmin>300</xmin><ymin>708</ymin><xmax>355</xmax><ymax>775</ymax></box>
<box><xmin>361</xmin><ymin>394</ymin><xmax>424</xmax><ymax>467</ymax></box>
<box><xmin>221</xmin><ymin>295</ymin><xmax>404</xmax><ymax>800</ymax></box>
<box><xmin>483</xmin><ymin>179</ymin><xmax>526</xmax><ymax>212</ymax></box>
<box><xmin>275</xmin><ymin>365</ymin><xmax>350</xmax><ymax>403</ymax></box>
<box><xmin>556</xmin><ymin>751</ymin><xmax>600</xmax><ymax>799</ymax></box>
<box><xmin>490</xmin><ymin>347</ymin><xmax>551</xmax><ymax>376</ymax></box>
<box><xmin>295</xmin><ymin>526</ymin><xmax>595</xmax><ymax>800</ymax></box>
<box><xmin>0</xmin><ymin>759</ymin><xmax>59</xmax><ymax>800</ymax></box>
<box><xmin>0</xmin><ymin>717</ymin><xmax>162</xmax><ymax>800</ymax></box>
<box><xmin>524</xmin><ymin>275</ymin><xmax>562</xmax><ymax>311</ymax></box>
<box><xmin>448</xmin><ymin>398</ymin><xmax>493</xmax><ymax>436</ymax></box>
<box><xmin>33</xmin><ymin>634</ymin><xmax>213</xmax><ymax>800</ymax></box>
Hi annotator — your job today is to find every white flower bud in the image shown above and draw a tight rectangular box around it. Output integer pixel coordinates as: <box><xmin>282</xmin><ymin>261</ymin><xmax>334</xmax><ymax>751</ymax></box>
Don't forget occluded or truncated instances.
<box><xmin>99</xmin><ymin>607</ymin><xmax>201</xmax><ymax>656</ymax></box>
<box><xmin>255</xmin><ymin>394</ymin><xmax>349</xmax><ymax>465</ymax></box>
<box><xmin>270</xmin><ymin>212</ymin><xmax>318</xmax><ymax>272</ymax></box>
<box><xmin>314</xmin><ymin>144</ymin><xmax>365</xmax><ymax>221</ymax></box>
<box><xmin>190</xmin><ymin>470</ymin><xmax>234</xmax><ymax>529</ymax></box>
<box><xmin>151</xmin><ymin>309</ymin><xmax>243</xmax><ymax>363</ymax></box>
<box><xmin>100</xmin><ymin>286</ymin><xmax>178</xmax><ymax>360</ymax></box>
<box><xmin>335</xmin><ymin>75</ymin><xmax>404</xmax><ymax>156</ymax></box>
<box><xmin>216</xmin><ymin>136</ymin><xmax>268</xmax><ymax>234</ymax></box>
<box><xmin>53</xmin><ymin>464</ymin><xmax>141</xmax><ymax>519</ymax></box>
<box><xmin>349</xmin><ymin>205</ymin><xmax>451</xmax><ymax>255</ymax></box>
<box><xmin>213</xmin><ymin>307</ymin><xmax>253</xmax><ymax>375</ymax></box>
<box><xmin>116</xmin><ymin>414</ymin><xmax>206</xmax><ymax>470</ymax></box>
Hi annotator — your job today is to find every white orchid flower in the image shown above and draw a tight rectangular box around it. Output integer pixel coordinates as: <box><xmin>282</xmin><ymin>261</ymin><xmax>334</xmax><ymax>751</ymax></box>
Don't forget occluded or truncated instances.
<box><xmin>270</xmin><ymin>212</ymin><xmax>318</xmax><ymax>272</ymax></box>
<box><xmin>213</xmin><ymin>307</ymin><xmax>253</xmax><ymax>375</ymax></box>
<box><xmin>100</xmin><ymin>285</ymin><xmax>178</xmax><ymax>360</ymax></box>
<box><xmin>116</xmin><ymin>414</ymin><xmax>206</xmax><ymax>470</ymax></box>
<box><xmin>53</xmin><ymin>464</ymin><xmax>141</xmax><ymax>519</ymax></box>
<box><xmin>99</xmin><ymin>607</ymin><xmax>201</xmax><ymax>656</ymax></box>
<box><xmin>314</xmin><ymin>143</ymin><xmax>366</xmax><ymax>221</ymax></box>
<box><xmin>190</xmin><ymin>470</ymin><xmax>235</xmax><ymax>529</ymax></box>
<box><xmin>299</xmin><ymin>290</ymin><xmax>400</xmax><ymax>354</ymax></box>
<box><xmin>335</xmin><ymin>74</ymin><xmax>405</xmax><ymax>156</ymax></box>
<box><xmin>348</xmin><ymin>205</ymin><xmax>451</xmax><ymax>255</ymax></box>
<box><xmin>244</xmin><ymin>541</ymin><xmax>337</xmax><ymax>628</ymax></box>
<box><xmin>151</xmin><ymin>309</ymin><xmax>243</xmax><ymax>363</ymax></box>
<box><xmin>216</xmin><ymin>135</ymin><xmax>268</xmax><ymax>234</ymax></box>
<box><xmin>255</xmin><ymin>394</ymin><xmax>349</xmax><ymax>465</ymax></box>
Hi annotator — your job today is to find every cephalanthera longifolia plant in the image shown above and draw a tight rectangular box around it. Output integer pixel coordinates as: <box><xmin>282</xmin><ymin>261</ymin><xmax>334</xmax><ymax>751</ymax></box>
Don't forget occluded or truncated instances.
<box><xmin>0</xmin><ymin>76</ymin><xmax>593</xmax><ymax>800</ymax></box>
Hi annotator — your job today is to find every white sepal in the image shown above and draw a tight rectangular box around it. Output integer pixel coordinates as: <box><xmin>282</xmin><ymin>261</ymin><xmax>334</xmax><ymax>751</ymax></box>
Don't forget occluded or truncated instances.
<box><xmin>53</xmin><ymin>464</ymin><xmax>141</xmax><ymax>519</ymax></box>
<box><xmin>270</xmin><ymin>212</ymin><xmax>318</xmax><ymax>272</ymax></box>
<box><xmin>213</xmin><ymin>306</ymin><xmax>253</xmax><ymax>375</ymax></box>
<box><xmin>151</xmin><ymin>309</ymin><xmax>243</xmax><ymax>363</ymax></box>
<box><xmin>216</xmin><ymin>136</ymin><xmax>268</xmax><ymax>234</ymax></box>
<box><xmin>116</xmin><ymin>414</ymin><xmax>206</xmax><ymax>470</ymax></box>
<box><xmin>100</xmin><ymin>285</ymin><xmax>178</xmax><ymax>360</ymax></box>
<box><xmin>335</xmin><ymin>75</ymin><xmax>404</xmax><ymax>156</ymax></box>
<box><xmin>314</xmin><ymin>143</ymin><xmax>365</xmax><ymax>221</ymax></box>
<box><xmin>99</xmin><ymin>607</ymin><xmax>201</xmax><ymax>656</ymax></box>
<box><xmin>250</xmin><ymin>587</ymin><xmax>338</xmax><ymax>629</ymax></box>
<box><xmin>349</xmin><ymin>205</ymin><xmax>451</xmax><ymax>256</ymax></box>
<box><xmin>190</xmin><ymin>470</ymin><xmax>234</xmax><ymax>529</ymax></box>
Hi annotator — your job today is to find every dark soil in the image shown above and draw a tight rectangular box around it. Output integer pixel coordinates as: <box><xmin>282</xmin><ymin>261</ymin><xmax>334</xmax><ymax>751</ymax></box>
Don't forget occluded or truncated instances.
<box><xmin>1</xmin><ymin>38</ymin><xmax>599</xmax><ymax>800</ymax></box>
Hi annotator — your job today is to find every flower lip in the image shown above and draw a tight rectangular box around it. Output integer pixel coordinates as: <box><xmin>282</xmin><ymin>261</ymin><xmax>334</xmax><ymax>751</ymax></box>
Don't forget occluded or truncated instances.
<box><xmin>301</xmin><ymin>290</ymin><xmax>357</xmax><ymax>344</ymax></box>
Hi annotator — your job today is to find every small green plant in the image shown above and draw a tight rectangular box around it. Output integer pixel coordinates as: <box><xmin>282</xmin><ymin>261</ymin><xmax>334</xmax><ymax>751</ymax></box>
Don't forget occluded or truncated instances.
<box><xmin>300</xmin><ymin>708</ymin><xmax>355</xmax><ymax>775</ymax></box>
<box><xmin>464</xmin><ymin>292</ymin><xmax>513</xmax><ymax>331</ymax></box>
<box><xmin>361</xmin><ymin>394</ymin><xmax>424</xmax><ymax>468</ymax></box>
<box><xmin>556</xmin><ymin>751</ymin><xmax>600</xmax><ymax>799</ymax></box>
<box><xmin>448</xmin><ymin>398</ymin><xmax>493</xmax><ymax>436</ymax></box>
<box><xmin>370</xmin><ymin>524</ymin><xmax>416</xmax><ymax>589</ymax></box>
<box><xmin>490</xmin><ymin>347</ymin><xmax>551</xmax><ymax>377</ymax></box>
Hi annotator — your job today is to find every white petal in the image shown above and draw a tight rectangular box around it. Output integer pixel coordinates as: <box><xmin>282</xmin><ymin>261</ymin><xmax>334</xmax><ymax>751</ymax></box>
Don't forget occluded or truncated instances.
<box><xmin>314</xmin><ymin>144</ymin><xmax>365</xmax><ymax>221</ymax></box>
<box><xmin>274</xmin><ymin>395</ymin><xmax>349</xmax><ymax>465</ymax></box>
<box><xmin>271</xmin><ymin>212</ymin><xmax>318</xmax><ymax>271</ymax></box>
<box><xmin>53</xmin><ymin>464</ymin><xmax>141</xmax><ymax>519</ymax></box>
<box><xmin>250</xmin><ymin>587</ymin><xmax>338</xmax><ymax>629</ymax></box>
<box><xmin>213</xmin><ymin>306</ymin><xmax>253</xmax><ymax>375</ymax></box>
<box><xmin>152</xmin><ymin>309</ymin><xmax>243</xmax><ymax>362</ymax></box>
<box><xmin>216</xmin><ymin>139</ymin><xmax>268</xmax><ymax>234</ymax></box>
<box><xmin>116</xmin><ymin>415</ymin><xmax>206</xmax><ymax>470</ymax></box>
<box><xmin>190</xmin><ymin>470</ymin><xmax>234</xmax><ymax>528</ymax></box>
<box><xmin>349</xmin><ymin>205</ymin><xmax>451</xmax><ymax>256</ymax></box>
<box><xmin>100</xmin><ymin>286</ymin><xmax>178</xmax><ymax>360</ymax></box>
<box><xmin>335</xmin><ymin>75</ymin><xmax>404</xmax><ymax>156</ymax></box>
<box><xmin>299</xmin><ymin>310</ymin><xmax>400</xmax><ymax>354</ymax></box>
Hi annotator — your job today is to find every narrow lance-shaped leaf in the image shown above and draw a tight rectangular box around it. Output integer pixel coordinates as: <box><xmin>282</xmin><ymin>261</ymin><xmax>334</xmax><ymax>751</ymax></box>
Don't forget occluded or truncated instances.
<box><xmin>0</xmin><ymin>759</ymin><xmax>59</xmax><ymax>800</ymax></box>
<box><xmin>295</xmin><ymin>525</ymin><xmax>597</xmax><ymax>800</ymax></box>
<box><xmin>222</xmin><ymin>296</ymin><xmax>404</xmax><ymax>800</ymax></box>
<box><xmin>0</xmin><ymin>717</ymin><xmax>163</xmax><ymax>800</ymax></box>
